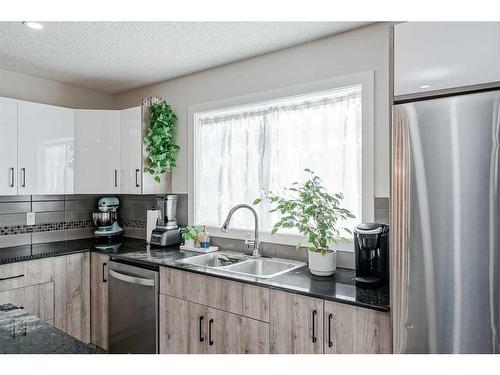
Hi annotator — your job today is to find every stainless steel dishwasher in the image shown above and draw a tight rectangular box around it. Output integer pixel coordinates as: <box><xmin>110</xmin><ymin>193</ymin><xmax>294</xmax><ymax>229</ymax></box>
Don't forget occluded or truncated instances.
<box><xmin>108</xmin><ymin>260</ymin><xmax>159</xmax><ymax>353</ymax></box>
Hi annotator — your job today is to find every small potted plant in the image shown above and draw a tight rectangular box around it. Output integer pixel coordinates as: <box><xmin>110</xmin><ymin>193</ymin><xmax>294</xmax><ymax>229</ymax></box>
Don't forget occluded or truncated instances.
<box><xmin>254</xmin><ymin>169</ymin><xmax>354</xmax><ymax>276</ymax></box>
<box><xmin>181</xmin><ymin>226</ymin><xmax>202</xmax><ymax>248</ymax></box>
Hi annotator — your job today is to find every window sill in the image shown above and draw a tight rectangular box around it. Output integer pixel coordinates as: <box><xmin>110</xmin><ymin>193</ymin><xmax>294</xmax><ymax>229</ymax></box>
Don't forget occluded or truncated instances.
<box><xmin>206</xmin><ymin>226</ymin><xmax>354</xmax><ymax>253</ymax></box>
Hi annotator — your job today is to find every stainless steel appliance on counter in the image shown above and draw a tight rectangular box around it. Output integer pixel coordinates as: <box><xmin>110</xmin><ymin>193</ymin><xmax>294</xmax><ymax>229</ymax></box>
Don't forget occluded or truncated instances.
<box><xmin>150</xmin><ymin>195</ymin><xmax>181</xmax><ymax>247</ymax></box>
<box><xmin>108</xmin><ymin>260</ymin><xmax>159</xmax><ymax>353</ymax></box>
<box><xmin>392</xmin><ymin>89</ymin><xmax>500</xmax><ymax>353</ymax></box>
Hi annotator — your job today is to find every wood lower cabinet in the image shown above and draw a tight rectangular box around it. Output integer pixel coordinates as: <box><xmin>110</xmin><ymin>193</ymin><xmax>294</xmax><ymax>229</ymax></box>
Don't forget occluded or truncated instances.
<box><xmin>0</xmin><ymin>257</ymin><xmax>54</xmax><ymax>292</ymax></box>
<box><xmin>1</xmin><ymin>253</ymin><xmax>93</xmax><ymax>344</ymax></box>
<box><xmin>269</xmin><ymin>290</ymin><xmax>324</xmax><ymax>354</ymax></box>
<box><xmin>159</xmin><ymin>294</ymin><xmax>269</xmax><ymax>354</ymax></box>
<box><xmin>160</xmin><ymin>295</ymin><xmax>209</xmax><ymax>354</ymax></box>
<box><xmin>160</xmin><ymin>267</ymin><xmax>392</xmax><ymax>354</ymax></box>
<box><xmin>54</xmin><ymin>252</ymin><xmax>91</xmax><ymax>343</ymax></box>
<box><xmin>209</xmin><ymin>308</ymin><xmax>269</xmax><ymax>354</ymax></box>
<box><xmin>324</xmin><ymin>300</ymin><xmax>391</xmax><ymax>354</ymax></box>
<box><xmin>0</xmin><ymin>281</ymin><xmax>55</xmax><ymax>322</ymax></box>
<box><xmin>90</xmin><ymin>252</ymin><xmax>109</xmax><ymax>350</ymax></box>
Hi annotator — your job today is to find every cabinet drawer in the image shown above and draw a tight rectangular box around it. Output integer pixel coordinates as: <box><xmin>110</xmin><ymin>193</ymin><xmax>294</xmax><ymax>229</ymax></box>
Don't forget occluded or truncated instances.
<box><xmin>0</xmin><ymin>281</ymin><xmax>55</xmax><ymax>321</ymax></box>
<box><xmin>160</xmin><ymin>267</ymin><xmax>269</xmax><ymax>322</ymax></box>
<box><xmin>0</xmin><ymin>258</ymin><xmax>54</xmax><ymax>292</ymax></box>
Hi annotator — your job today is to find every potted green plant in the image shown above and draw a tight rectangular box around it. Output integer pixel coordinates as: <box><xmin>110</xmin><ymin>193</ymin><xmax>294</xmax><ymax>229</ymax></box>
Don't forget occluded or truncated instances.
<box><xmin>181</xmin><ymin>225</ymin><xmax>202</xmax><ymax>248</ymax></box>
<box><xmin>143</xmin><ymin>100</ymin><xmax>180</xmax><ymax>183</ymax></box>
<box><xmin>254</xmin><ymin>169</ymin><xmax>354</xmax><ymax>276</ymax></box>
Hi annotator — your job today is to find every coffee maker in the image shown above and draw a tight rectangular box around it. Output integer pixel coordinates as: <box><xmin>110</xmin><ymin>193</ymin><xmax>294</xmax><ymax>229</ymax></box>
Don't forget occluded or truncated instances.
<box><xmin>353</xmin><ymin>223</ymin><xmax>389</xmax><ymax>287</ymax></box>
<box><xmin>150</xmin><ymin>195</ymin><xmax>181</xmax><ymax>247</ymax></box>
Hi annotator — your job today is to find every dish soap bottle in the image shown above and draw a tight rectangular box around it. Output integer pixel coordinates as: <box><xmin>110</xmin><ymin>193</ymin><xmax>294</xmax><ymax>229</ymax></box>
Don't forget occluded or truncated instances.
<box><xmin>200</xmin><ymin>225</ymin><xmax>210</xmax><ymax>249</ymax></box>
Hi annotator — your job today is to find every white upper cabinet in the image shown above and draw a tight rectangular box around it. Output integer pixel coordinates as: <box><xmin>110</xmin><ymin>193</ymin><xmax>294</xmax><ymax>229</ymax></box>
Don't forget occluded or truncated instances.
<box><xmin>1</xmin><ymin>97</ymin><xmax>170</xmax><ymax>196</ymax></box>
<box><xmin>394</xmin><ymin>22</ymin><xmax>500</xmax><ymax>97</ymax></box>
<box><xmin>120</xmin><ymin>105</ymin><xmax>172</xmax><ymax>195</ymax></box>
<box><xmin>120</xmin><ymin>106</ymin><xmax>142</xmax><ymax>194</ymax></box>
<box><xmin>0</xmin><ymin>98</ymin><xmax>18</xmax><ymax>195</ymax></box>
<box><xmin>74</xmin><ymin>110</ymin><xmax>121</xmax><ymax>194</ymax></box>
<box><xmin>18</xmin><ymin>101</ymin><xmax>75</xmax><ymax>195</ymax></box>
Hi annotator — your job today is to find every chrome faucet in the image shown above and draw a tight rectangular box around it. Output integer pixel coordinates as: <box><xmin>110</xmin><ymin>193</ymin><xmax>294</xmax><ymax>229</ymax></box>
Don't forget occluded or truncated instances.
<box><xmin>220</xmin><ymin>204</ymin><xmax>261</xmax><ymax>257</ymax></box>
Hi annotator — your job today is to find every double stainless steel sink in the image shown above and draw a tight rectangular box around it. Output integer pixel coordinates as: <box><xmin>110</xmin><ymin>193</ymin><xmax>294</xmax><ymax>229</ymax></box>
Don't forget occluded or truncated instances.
<box><xmin>176</xmin><ymin>251</ymin><xmax>305</xmax><ymax>279</ymax></box>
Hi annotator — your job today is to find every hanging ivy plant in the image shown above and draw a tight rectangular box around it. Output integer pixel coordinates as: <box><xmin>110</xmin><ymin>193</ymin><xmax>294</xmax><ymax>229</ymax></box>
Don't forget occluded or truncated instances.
<box><xmin>144</xmin><ymin>101</ymin><xmax>180</xmax><ymax>183</ymax></box>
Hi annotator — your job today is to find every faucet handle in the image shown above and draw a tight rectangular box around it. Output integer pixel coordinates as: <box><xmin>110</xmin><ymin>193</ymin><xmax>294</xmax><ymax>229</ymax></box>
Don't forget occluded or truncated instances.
<box><xmin>245</xmin><ymin>233</ymin><xmax>255</xmax><ymax>249</ymax></box>
<box><xmin>245</xmin><ymin>232</ymin><xmax>253</xmax><ymax>245</ymax></box>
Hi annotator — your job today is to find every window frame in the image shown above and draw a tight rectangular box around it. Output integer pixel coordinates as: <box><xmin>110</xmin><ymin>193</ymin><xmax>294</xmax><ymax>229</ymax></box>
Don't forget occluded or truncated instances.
<box><xmin>188</xmin><ymin>71</ymin><xmax>374</xmax><ymax>251</ymax></box>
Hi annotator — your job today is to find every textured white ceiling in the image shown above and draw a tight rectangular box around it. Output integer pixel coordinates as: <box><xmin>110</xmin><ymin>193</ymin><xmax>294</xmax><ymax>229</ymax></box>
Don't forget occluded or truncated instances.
<box><xmin>0</xmin><ymin>22</ymin><xmax>370</xmax><ymax>94</ymax></box>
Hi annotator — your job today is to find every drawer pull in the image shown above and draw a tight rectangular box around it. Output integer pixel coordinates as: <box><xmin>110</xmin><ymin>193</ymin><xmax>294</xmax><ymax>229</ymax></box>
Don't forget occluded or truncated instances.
<box><xmin>9</xmin><ymin>167</ymin><xmax>14</xmax><ymax>187</ymax></box>
<box><xmin>135</xmin><ymin>169</ymin><xmax>140</xmax><ymax>187</ymax></box>
<box><xmin>208</xmin><ymin>318</ymin><xmax>214</xmax><ymax>346</ymax></box>
<box><xmin>102</xmin><ymin>262</ymin><xmax>107</xmax><ymax>283</ymax></box>
<box><xmin>328</xmin><ymin>313</ymin><xmax>333</xmax><ymax>348</ymax></box>
<box><xmin>20</xmin><ymin>168</ymin><xmax>26</xmax><ymax>188</ymax></box>
<box><xmin>312</xmin><ymin>309</ymin><xmax>317</xmax><ymax>344</ymax></box>
<box><xmin>199</xmin><ymin>316</ymin><xmax>204</xmax><ymax>342</ymax></box>
<box><xmin>0</xmin><ymin>274</ymin><xmax>24</xmax><ymax>282</ymax></box>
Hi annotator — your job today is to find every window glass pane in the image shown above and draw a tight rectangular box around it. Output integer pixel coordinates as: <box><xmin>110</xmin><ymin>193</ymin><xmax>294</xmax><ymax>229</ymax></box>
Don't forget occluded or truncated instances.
<box><xmin>194</xmin><ymin>84</ymin><xmax>362</xmax><ymax>236</ymax></box>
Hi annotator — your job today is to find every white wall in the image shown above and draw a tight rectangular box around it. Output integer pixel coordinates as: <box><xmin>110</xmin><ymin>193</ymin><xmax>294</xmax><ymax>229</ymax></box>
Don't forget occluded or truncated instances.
<box><xmin>0</xmin><ymin>68</ymin><xmax>115</xmax><ymax>109</ymax></box>
<box><xmin>114</xmin><ymin>22</ymin><xmax>391</xmax><ymax>197</ymax></box>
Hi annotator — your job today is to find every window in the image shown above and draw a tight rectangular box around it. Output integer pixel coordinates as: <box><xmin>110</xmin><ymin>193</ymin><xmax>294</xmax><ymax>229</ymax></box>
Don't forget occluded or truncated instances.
<box><xmin>193</xmin><ymin>82</ymin><xmax>366</xmax><ymax>241</ymax></box>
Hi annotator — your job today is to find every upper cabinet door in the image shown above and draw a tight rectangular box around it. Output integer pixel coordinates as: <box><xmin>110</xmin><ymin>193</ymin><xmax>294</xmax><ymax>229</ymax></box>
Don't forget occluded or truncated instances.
<box><xmin>0</xmin><ymin>97</ymin><xmax>18</xmax><ymax>195</ymax></box>
<box><xmin>18</xmin><ymin>101</ymin><xmax>75</xmax><ymax>195</ymax></box>
<box><xmin>120</xmin><ymin>106</ymin><xmax>142</xmax><ymax>194</ymax></box>
<box><xmin>74</xmin><ymin>109</ymin><xmax>120</xmax><ymax>194</ymax></box>
<box><xmin>394</xmin><ymin>22</ymin><xmax>500</xmax><ymax>97</ymax></box>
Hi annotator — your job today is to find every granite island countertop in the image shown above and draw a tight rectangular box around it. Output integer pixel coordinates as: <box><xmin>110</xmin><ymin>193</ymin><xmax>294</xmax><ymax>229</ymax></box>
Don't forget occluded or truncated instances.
<box><xmin>0</xmin><ymin>304</ymin><xmax>100</xmax><ymax>354</ymax></box>
<box><xmin>0</xmin><ymin>237</ymin><xmax>389</xmax><ymax>312</ymax></box>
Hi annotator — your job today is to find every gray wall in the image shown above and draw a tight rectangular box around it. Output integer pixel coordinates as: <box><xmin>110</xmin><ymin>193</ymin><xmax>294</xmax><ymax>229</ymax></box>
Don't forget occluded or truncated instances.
<box><xmin>114</xmin><ymin>23</ymin><xmax>392</xmax><ymax>197</ymax></box>
<box><xmin>0</xmin><ymin>68</ymin><xmax>115</xmax><ymax>109</ymax></box>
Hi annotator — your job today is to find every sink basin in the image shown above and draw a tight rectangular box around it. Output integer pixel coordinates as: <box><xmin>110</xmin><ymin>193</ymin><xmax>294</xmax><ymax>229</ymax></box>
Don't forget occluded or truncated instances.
<box><xmin>223</xmin><ymin>258</ymin><xmax>304</xmax><ymax>279</ymax></box>
<box><xmin>177</xmin><ymin>251</ymin><xmax>305</xmax><ymax>279</ymax></box>
<box><xmin>176</xmin><ymin>252</ymin><xmax>248</xmax><ymax>268</ymax></box>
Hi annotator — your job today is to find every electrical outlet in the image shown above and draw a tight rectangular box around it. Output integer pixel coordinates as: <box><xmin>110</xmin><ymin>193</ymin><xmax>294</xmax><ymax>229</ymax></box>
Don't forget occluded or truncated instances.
<box><xmin>26</xmin><ymin>212</ymin><xmax>36</xmax><ymax>226</ymax></box>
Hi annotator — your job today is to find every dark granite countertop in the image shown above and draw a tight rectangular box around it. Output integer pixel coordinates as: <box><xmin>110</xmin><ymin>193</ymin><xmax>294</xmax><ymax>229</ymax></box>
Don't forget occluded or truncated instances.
<box><xmin>0</xmin><ymin>238</ymin><xmax>94</xmax><ymax>264</ymax></box>
<box><xmin>0</xmin><ymin>304</ymin><xmax>100</xmax><ymax>354</ymax></box>
<box><xmin>0</xmin><ymin>237</ymin><xmax>389</xmax><ymax>312</ymax></box>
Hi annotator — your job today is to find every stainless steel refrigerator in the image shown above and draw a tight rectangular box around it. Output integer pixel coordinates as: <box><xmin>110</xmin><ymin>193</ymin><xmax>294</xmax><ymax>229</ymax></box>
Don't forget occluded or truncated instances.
<box><xmin>392</xmin><ymin>90</ymin><xmax>500</xmax><ymax>353</ymax></box>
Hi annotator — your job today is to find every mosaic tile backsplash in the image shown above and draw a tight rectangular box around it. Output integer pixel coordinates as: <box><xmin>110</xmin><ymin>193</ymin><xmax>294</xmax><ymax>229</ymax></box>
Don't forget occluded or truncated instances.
<box><xmin>0</xmin><ymin>220</ymin><xmax>93</xmax><ymax>235</ymax></box>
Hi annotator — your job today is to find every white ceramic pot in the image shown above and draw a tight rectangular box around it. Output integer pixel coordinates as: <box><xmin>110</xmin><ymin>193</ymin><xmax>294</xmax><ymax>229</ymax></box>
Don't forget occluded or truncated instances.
<box><xmin>184</xmin><ymin>239</ymin><xmax>195</xmax><ymax>248</ymax></box>
<box><xmin>308</xmin><ymin>250</ymin><xmax>337</xmax><ymax>276</ymax></box>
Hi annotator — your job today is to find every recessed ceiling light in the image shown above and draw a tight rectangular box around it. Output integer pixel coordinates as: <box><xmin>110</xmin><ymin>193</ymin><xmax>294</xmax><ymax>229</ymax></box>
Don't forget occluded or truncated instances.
<box><xmin>23</xmin><ymin>21</ymin><xmax>44</xmax><ymax>30</ymax></box>
<box><xmin>420</xmin><ymin>84</ymin><xmax>431</xmax><ymax>89</ymax></box>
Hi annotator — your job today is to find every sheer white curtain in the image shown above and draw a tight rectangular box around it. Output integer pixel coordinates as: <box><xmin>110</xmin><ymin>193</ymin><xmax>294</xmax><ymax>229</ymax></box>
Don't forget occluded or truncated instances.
<box><xmin>194</xmin><ymin>85</ymin><xmax>362</xmax><ymax>236</ymax></box>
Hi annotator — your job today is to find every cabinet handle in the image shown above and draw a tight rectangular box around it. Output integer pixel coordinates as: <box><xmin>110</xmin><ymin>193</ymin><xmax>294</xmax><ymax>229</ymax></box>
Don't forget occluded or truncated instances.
<box><xmin>199</xmin><ymin>316</ymin><xmax>205</xmax><ymax>342</ymax></box>
<box><xmin>20</xmin><ymin>168</ymin><xmax>26</xmax><ymax>188</ymax></box>
<box><xmin>102</xmin><ymin>262</ymin><xmax>107</xmax><ymax>283</ymax></box>
<box><xmin>328</xmin><ymin>313</ymin><xmax>333</xmax><ymax>348</ymax></box>
<box><xmin>114</xmin><ymin>170</ymin><xmax>118</xmax><ymax>187</ymax></box>
<box><xmin>9</xmin><ymin>167</ymin><xmax>14</xmax><ymax>187</ymax></box>
<box><xmin>312</xmin><ymin>309</ymin><xmax>317</xmax><ymax>344</ymax></box>
<box><xmin>0</xmin><ymin>274</ymin><xmax>24</xmax><ymax>282</ymax></box>
<box><xmin>208</xmin><ymin>318</ymin><xmax>214</xmax><ymax>346</ymax></box>
<box><xmin>135</xmin><ymin>169</ymin><xmax>140</xmax><ymax>187</ymax></box>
